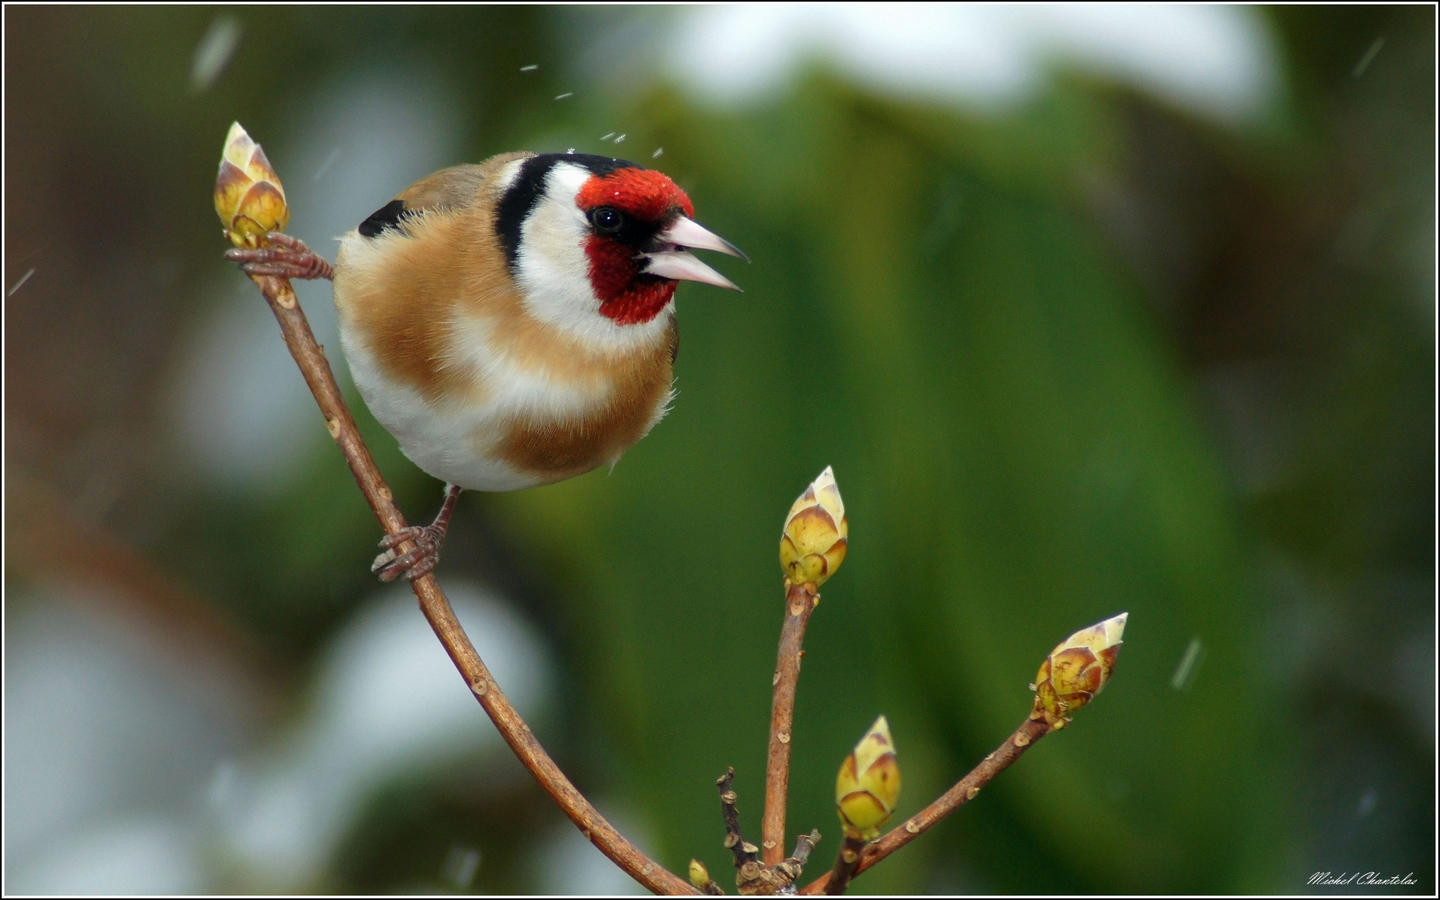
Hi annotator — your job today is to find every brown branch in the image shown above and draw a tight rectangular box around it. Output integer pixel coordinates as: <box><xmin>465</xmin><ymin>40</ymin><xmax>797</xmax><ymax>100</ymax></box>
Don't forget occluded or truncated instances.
<box><xmin>790</xmin><ymin>829</ymin><xmax>823</xmax><ymax>867</ymax></box>
<box><xmin>821</xmin><ymin>834</ymin><xmax>867</xmax><ymax>895</ymax></box>
<box><xmin>800</xmin><ymin>716</ymin><xmax>1052</xmax><ymax>894</ymax></box>
<box><xmin>718</xmin><ymin>767</ymin><xmax>761</xmax><ymax>871</ymax></box>
<box><xmin>717</xmin><ymin>767</ymin><xmax>766</xmax><ymax>893</ymax></box>
<box><xmin>761</xmin><ymin>580</ymin><xmax>819</xmax><ymax>865</ymax></box>
<box><xmin>771</xmin><ymin>829</ymin><xmax>822</xmax><ymax>890</ymax></box>
<box><xmin>243</xmin><ymin>270</ymin><xmax>696</xmax><ymax>895</ymax></box>
<box><xmin>717</xmin><ymin>770</ymin><xmax>820</xmax><ymax>895</ymax></box>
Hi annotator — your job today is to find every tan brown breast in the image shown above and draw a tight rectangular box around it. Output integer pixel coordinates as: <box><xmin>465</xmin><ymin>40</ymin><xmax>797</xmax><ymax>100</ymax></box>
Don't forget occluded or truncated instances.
<box><xmin>493</xmin><ymin>316</ymin><xmax>677</xmax><ymax>483</ymax></box>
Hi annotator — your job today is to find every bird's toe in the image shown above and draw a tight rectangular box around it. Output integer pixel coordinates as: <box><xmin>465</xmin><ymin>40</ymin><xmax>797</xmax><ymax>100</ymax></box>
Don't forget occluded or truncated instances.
<box><xmin>371</xmin><ymin>526</ymin><xmax>442</xmax><ymax>582</ymax></box>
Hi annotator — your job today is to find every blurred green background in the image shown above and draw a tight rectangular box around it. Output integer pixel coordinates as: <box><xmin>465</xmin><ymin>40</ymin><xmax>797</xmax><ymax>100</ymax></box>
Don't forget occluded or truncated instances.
<box><xmin>5</xmin><ymin>5</ymin><xmax>1434</xmax><ymax>895</ymax></box>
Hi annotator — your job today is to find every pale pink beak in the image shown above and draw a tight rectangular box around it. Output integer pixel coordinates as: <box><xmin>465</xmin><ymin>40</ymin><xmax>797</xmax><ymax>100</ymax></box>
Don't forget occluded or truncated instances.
<box><xmin>640</xmin><ymin>216</ymin><xmax>747</xmax><ymax>292</ymax></box>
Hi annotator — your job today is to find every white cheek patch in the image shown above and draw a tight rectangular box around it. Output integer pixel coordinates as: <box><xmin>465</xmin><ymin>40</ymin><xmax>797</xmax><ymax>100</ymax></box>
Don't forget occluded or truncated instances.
<box><xmin>515</xmin><ymin>164</ymin><xmax>595</xmax><ymax>331</ymax></box>
<box><xmin>514</xmin><ymin>161</ymin><xmax>674</xmax><ymax>356</ymax></box>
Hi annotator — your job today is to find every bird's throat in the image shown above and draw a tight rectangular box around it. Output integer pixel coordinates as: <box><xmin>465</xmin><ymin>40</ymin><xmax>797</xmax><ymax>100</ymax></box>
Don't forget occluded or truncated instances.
<box><xmin>598</xmin><ymin>281</ymin><xmax>676</xmax><ymax>326</ymax></box>
<box><xmin>586</xmin><ymin>235</ymin><xmax>677</xmax><ymax>326</ymax></box>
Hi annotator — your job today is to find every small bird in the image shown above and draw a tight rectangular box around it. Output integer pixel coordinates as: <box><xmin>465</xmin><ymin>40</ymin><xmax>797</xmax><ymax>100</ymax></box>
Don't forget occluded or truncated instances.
<box><xmin>228</xmin><ymin>151</ymin><xmax>746</xmax><ymax>581</ymax></box>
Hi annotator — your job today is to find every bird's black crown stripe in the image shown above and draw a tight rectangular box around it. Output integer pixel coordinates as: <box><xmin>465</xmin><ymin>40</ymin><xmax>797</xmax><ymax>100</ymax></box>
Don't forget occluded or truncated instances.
<box><xmin>357</xmin><ymin>199</ymin><xmax>415</xmax><ymax>238</ymax></box>
<box><xmin>557</xmin><ymin>152</ymin><xmax>640</xmax><ymax>178</ymax></box>
<box><xmin>494</xmin><ymin>153</ymin><xmax>642</xmax><ymax>273</ymax></box>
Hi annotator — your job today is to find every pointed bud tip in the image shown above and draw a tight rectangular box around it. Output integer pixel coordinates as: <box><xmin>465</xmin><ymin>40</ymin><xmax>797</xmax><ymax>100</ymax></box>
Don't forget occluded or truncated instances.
<box><xmin>868</xmin><ymin>714</ymin><xmax>891</xmax><ymax>742</ymax></box>
<box><xmin>1105</xmin><ymin>612</ymin><xmax>1128</xmax><ymax>642</ymax></box>
<box><xmin>853</xmin><ymin>714</ymin><xmax>896</xmax><ymax>771</ymax></box>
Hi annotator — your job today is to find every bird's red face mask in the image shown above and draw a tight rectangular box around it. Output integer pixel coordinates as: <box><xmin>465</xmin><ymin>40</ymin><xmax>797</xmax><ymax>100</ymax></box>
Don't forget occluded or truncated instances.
<box><xmin>577</xmin><ymin>168</ymin><xmax>744</xmax><ymax>326</ymax></box>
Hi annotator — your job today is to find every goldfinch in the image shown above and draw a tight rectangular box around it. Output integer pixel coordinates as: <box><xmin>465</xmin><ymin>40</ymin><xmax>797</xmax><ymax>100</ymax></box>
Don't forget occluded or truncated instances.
<box><xmin>227</xmin><ymin>151</ymin><xmax>746</xmax><ymax>581</ymax></box>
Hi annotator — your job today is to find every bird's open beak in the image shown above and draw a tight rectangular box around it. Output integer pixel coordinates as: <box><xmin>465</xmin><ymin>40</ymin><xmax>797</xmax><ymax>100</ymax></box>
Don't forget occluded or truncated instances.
<box><xmin>640</xmin><ymin>216</ymin><xmax>748</xmax><ymax>292</ymax></box>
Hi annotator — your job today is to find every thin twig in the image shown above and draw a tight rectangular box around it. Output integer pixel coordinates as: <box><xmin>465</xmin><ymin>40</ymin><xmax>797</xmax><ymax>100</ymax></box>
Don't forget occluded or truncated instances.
<box><xmin>761</xmin><ymin>581</ymin><xmax>819</xmax><ymax>865</ymax></box>
<box><xmin>242</xmin><ymin>270</ymin><xmax>696</xmax><ymax>895</ymax></box>
<box><xmin>718</xmin><ymin>768</ymin><xmax>767</xmax><ymax>893</ymax></box>
<box><xmin>800</xmin><ymin>716</ymin><xmax>1052</xmax><ymax>894</ymax></box>
<box><xmin>821</xmin><ymin>835</ymin><xmax>866</xmax><ymax>895</ymax></box>
<box><xmin>717</xmin><ymin>769</ymin><xmax>822</xmax><ymax>895</ymax></box>
<box><xmin>771</xmin><ymin>829</ymin><xmax>822</xmax><ymax>890</ymax></box>
<box><xmin>718</xmin><ymin>767</ymin><xmax>761</xmax><ymax>870</ymax></box>
<box><xmin>789</xmin><ymin>830</ymin><xmax>822</xmax><ymax>867</ymax></box>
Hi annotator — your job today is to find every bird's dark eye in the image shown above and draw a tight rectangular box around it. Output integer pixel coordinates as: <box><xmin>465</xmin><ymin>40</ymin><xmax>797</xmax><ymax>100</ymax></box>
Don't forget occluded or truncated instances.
<box><xmin>590</xmin><ymin>206</ymin><xmax>623</xmax><ymax>234</ymax></box>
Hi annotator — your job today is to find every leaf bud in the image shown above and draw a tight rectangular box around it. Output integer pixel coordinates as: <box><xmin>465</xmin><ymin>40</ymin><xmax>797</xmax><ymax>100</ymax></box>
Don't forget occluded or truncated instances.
<box><xmin>214</xmin><ymin>121</ymin><xmax>289</xmax><ymax>248</ymax></box>
<box><xmin>835</xmin><ymin>714</ymin><xmax>901</xmax><ymax>841</ymax></box>
<box><xmin>1032</xmin><ymin>612</ymin><xmax>1127</xmax><ymax>729</ymax></box>
<box><xmin>688</xmin><ymin>859</ymin><xmax>714</xmax><ymax>892</ymax></box>
<box><xmin>779</xmin><ymin>466</ymin><xmax>847</xmax><ymax>586</ymax></box>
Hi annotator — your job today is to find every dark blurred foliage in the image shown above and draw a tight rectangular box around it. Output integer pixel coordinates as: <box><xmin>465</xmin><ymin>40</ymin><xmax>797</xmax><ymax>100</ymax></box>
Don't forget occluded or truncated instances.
<box><xmin>5</xmin><ymin>5</ymin><xmax>1433</xmax><ymax>894</ymax></box>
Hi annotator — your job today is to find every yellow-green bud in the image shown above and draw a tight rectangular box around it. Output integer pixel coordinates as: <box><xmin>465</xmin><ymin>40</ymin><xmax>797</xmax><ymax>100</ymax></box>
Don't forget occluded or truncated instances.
<box><xmin>780</xmin><ymin>466</ymin><xmax>847</xmax><ymax>586</ymax></box>
<box><xmin>214</xmin><ymin>122</ymin><xmax>289</xmax><ymax>249</ymax></box>
<box><xmin>1033</xmin><ymin>612</ymin><xmax>1127</xmax><ymax>729</ymax></box>
<box><xmin>835</xmin><ymin>714</ymin><xmax>900</xmax><ymax>840</ymax></box>
<box><xmin>688</xmin><ymin>859</ymin><xmax>712</xmax><ymax>891</ymax></box>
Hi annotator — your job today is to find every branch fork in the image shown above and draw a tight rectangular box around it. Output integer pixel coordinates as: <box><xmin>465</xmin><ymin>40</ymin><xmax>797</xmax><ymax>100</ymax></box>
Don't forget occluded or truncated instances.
<box><xmin>216</xmin><ymin>123</ymin><xmax>1128</xmax><ymax>896</ymax></box>
<box><xmin>710</xmin><ymin>768</ymin><xmax>821</xmax><ymax>895</ymax></box>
